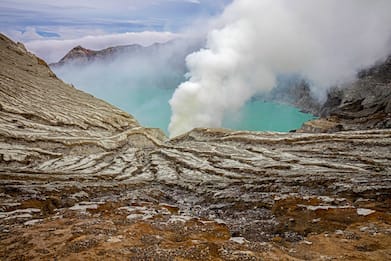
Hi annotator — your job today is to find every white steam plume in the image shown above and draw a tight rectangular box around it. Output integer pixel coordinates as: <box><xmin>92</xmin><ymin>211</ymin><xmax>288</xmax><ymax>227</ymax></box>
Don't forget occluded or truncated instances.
<box><xmin>169</xmin><ymin>0</ymin><xmax>391</xmax><ymax>137</ymax></box>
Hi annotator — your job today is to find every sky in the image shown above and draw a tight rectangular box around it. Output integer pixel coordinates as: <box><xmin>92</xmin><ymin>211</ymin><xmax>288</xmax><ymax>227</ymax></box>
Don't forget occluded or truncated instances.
<box><xmin>0</xmin><ymin>0</ymin><xmax>232</xmax><ymax>62</ymax></box>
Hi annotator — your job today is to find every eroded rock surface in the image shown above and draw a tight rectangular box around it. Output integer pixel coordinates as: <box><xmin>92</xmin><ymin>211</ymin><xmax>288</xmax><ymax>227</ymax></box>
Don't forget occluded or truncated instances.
<box><xmin>301</xmin><ymin>56</ymin><xmax>391</xmax><ymax>133</ymax></box>
<box><xmin>1</xmin><ymin>34</ymin><xmax>391</xmax><ymax>260</ymax></box>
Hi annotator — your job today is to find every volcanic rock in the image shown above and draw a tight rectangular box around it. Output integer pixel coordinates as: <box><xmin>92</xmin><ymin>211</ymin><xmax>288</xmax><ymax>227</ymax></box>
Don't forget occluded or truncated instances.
<box><xmin>301</xmin><ymin>56</ymin><xmax>391</xmax><ymax>133</ymax></box>
<box><xmin>1</xmin><ymin>33</ymin><xmax>390</xmax><ymax>260</ymax></box>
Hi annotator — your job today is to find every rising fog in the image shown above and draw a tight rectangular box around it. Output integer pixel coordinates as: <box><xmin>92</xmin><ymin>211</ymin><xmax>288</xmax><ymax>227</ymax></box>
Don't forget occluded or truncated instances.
<box><xmin>52</xmin><ymin>38</ymin><xmax>202</xmax><ymax>133</ymax></box>
<box><xmin>168</xmin><ymin>0</ymin><xmax>391</xmax><ymax>137</ymax></box>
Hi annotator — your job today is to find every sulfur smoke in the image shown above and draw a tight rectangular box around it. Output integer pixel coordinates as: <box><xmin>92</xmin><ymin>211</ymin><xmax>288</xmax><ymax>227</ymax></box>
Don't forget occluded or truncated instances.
<box><xmin>169</xmin><ymin>0</ymin><xmax>391</xmax><ymax>137</ymax></box>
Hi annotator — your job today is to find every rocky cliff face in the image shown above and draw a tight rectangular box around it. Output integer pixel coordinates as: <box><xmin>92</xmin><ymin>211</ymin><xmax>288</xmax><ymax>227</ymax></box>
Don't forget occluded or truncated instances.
<box><xmin>261</xmin><ymin>78</ymin><xmax>321</xmax><ymax>115</ymax></box>
<box><xmin>1</xmin><ymin>34</ymin><xmax>391</xmax><ymax>260</ymax></box>
<box><xmin>300</xmin><ymin>56</ymin><xmax>391</xmax><ymax>133</ymax></box>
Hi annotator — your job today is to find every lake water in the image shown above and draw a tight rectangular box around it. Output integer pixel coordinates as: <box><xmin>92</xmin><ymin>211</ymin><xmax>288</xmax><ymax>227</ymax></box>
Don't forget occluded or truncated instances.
<box><xmin>53</xmin><ymin>68</ymin><xmax>315</xmax><ymax>135</ymax></box>
<box><xmin>223</xmin><ymin>99</ymin><xmax>316</xmax><ymax>133</ymax></box>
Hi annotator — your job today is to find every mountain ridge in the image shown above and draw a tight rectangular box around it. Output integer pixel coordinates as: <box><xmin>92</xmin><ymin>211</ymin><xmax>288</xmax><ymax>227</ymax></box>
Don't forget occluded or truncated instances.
<box><xmin>50</xmin><ymin>39</ymin><xmax>200</xmax><ymax>68</ymax></box>
<box><xmin>52</xmin><ymin>43</ymin><xmax>145</xmax><ymax>67</ymax></box>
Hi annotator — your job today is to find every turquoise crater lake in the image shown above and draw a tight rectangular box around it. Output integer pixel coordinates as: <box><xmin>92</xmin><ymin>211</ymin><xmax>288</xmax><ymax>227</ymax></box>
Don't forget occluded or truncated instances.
<box><xmin>53</xmin><ymin>67</ymin><xmax>316</xmax><ymax>135</ymax></box>
<box><xmin>113</xmin><ymin>88</ymin><xmax>316</xmax><ymax>134</ymax></box>
<box><xmin>223</xmin><ymin>99</ymin><xmax>316</xmax><ymax>133</ymax></box>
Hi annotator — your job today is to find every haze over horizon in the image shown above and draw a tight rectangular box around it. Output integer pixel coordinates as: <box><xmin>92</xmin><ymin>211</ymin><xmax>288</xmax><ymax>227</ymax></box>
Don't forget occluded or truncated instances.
<box><xmin>0</xmin><ymin>0</ymin><xmax>232</xmax><ymax>62</ymax></box>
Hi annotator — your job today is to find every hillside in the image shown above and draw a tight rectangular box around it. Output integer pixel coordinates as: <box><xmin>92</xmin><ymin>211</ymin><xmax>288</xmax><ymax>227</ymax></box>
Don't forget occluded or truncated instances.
<box><xmin>301</xmin><ymin>56</ymin><xmax>391</xmax><ymax>133</ymax></box>
<box><xmin>0</xmin><ymin>34</ymin><xmax>390</xmax><ymax>260</ymax></box>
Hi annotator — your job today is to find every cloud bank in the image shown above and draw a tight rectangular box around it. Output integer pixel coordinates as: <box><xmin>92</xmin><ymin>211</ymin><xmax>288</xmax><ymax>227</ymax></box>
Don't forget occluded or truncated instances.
<box><xmin>168</xmin><ymin>0</ymin><xmax>391</xmax><ymax>137</ymax></box>
<box><xmin>25</xmin><ymin>31</ymin><xmax>179</xmax><ymax>63</ymax></box>
<box><xmin>1</xmin><ymin>0</ymin><xmax>232</xmax><ymax>62</ymax></box>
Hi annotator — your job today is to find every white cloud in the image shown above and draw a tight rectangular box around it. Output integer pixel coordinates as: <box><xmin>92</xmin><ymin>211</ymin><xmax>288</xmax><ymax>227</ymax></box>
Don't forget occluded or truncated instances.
<box><xmin>184</xmin><ymin>0</ymin><xmax>201</xmax><ymax>4</ymax></box>
<box><xmin>24</xmin><ymin>31</ymin><xmax>180</xmax><ymax>63</ymax></box>
<box><xmin>168</xmin><ymin>0</ymin><xmax>391</xmax><ymax>137</ymax></box>
<box><xmin>5</xmin><ymin>27</ymin><xmax>44</xmax><ymax>42</ymax></box>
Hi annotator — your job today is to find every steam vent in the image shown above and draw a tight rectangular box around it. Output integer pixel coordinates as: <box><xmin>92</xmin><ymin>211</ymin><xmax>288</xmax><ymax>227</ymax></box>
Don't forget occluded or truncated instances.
<box><xmin>1</xmin><ymin>33</ymin><xmax>391</xmax><ymax>260</ymax></box>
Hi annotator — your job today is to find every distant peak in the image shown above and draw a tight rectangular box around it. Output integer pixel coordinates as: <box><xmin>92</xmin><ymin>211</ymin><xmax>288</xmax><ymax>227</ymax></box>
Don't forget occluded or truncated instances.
<box><xmin>68</xmin><ymin>45</ymin><xmax>94</xmax><ymax>54</ymax></box>
<box><xmin>72</xmin><ymin>45</ymin><xmax>86</xmax><ymax>50</ymax></box>
<box><xmin>58</xmin><ymin>45</ymin><xmax>96</xmax><ymax>63</ymax></box>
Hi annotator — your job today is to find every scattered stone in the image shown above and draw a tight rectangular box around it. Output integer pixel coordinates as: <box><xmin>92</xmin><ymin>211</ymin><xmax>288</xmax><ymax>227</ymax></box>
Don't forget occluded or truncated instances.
<box><xmin>107</xmin><ymin>236</ymin><xmax>123</xmax><ymax>243</ymax></box>
<box><xmin>357</xmin><ymin>208</ymin><xmax>376</xmax><ymax>216</ymax></box>
<box><xmin>301</xmin><ymin>240</ymin><xmax>313</xmax><ymax>245</ymax></box>
<box><xmin>230</xmin><ymin>237</ymin><xmax>248</xmax><ymax>244</ymax></box>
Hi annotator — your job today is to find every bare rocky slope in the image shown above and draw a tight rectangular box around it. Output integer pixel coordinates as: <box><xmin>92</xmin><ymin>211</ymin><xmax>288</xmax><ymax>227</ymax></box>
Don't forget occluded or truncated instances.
<box><xmin>300</xmin><ymin>56</ymin><xmax>391</xmax><ymax>133</ymax></box>
<box><xmin>1</xmin><ymin>33</ymin><xmax>391</xmax><ymax>260</ymax></box>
